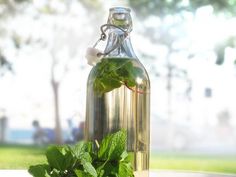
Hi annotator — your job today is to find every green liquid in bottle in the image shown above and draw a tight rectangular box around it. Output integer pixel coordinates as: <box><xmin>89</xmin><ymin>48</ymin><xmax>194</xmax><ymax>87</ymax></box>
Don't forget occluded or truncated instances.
<box><xmin>85</xmin><ymin>58</ymin><xmax>150</xmax><ymax>175</ymax></box>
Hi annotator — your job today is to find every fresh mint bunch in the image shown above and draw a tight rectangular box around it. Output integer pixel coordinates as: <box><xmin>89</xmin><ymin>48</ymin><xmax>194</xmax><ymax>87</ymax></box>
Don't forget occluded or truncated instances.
<box><xmin>28</xmin><ymin>130</ymin><xmax>134</xmax><ymax>177</ymax></box>
<box><xmin>90</xmin><ymin>58</ymin><xmax>144</xmax><ymax>95</ymax></box>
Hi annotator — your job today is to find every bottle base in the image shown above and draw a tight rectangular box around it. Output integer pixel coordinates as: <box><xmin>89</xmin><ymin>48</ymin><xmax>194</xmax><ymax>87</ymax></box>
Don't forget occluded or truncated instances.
<box><xmin>134</xmin><ymin>170</ymin><xmax>149</xmax><ymax>177</ymax></box>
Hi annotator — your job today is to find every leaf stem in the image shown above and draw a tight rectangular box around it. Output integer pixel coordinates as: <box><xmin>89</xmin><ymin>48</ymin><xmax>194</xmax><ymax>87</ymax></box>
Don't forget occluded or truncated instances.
<box><xmin>124</xmin><ymin>82</ymin><xmax>145</xmax><ymax>94</ymax></box>
<box><xmin>95</xmin><ymin>140</ymin><xmax>100</xmax><ymax>149</ymax></box>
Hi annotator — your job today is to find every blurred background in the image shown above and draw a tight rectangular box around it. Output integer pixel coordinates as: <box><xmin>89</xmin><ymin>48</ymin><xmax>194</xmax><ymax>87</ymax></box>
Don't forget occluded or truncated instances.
<box><xmin>0</xmin><ymin>0</ymin><xmax>236</xmax><ymax>173</ymax></box>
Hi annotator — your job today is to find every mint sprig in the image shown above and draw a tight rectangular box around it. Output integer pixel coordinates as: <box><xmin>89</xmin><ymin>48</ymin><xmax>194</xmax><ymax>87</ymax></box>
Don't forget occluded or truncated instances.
<box><xmin>28</xmin><ymin>130</ymin><xmax>134</xmax><ymax>177</ymax></box>
<box><xmin>90</xmin><ymin>58</ymin><xmax>144</xmax><ymax>95</ymax></box>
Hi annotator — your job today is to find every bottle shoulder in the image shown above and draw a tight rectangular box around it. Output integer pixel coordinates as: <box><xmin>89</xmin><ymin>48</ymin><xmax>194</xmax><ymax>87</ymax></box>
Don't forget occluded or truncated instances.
<box><xmin>87</xmin><ymin>57</ymin><xmax>150</xmax><ymax>95</ymax></box>
<box><xmin>88</xmin><ymin>57</ymin><xmax>149</xmax><ymax>81</ymax></box>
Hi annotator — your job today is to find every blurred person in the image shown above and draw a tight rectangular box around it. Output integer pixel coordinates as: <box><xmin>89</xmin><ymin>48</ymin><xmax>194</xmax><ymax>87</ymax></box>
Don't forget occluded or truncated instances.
<box><xmin>32</xmin><ymin>120</ymin><xmax>50</xmax><ymax>145</ymax></box>
<box><xmin>0</xmin><ymin>109</ymin><xmax>8</xmax><ymax>143</ymax></box>
<box><xmin>68</xmin><ymin>118</ymin><xmax>74</xmax><ymax>141</ymax></box>
<box><xmin>72</xmin><ymin>121</ymin><xmax>84</xmax><ymax>142</ymax></box>
<box><xmin>65</xmin><ymin>118</ymin><xmax>75</xmax><ymax>143</ymax></box>
<box><xmin>216</xmin><ymin>110</ymin><xmax>235</xmax><ymax>142</ymax></box>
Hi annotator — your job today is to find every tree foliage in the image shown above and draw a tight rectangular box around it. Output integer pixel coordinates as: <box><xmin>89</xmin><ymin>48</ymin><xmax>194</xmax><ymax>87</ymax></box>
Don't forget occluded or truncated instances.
<box><xmin>128</xmin><ymin>0</ymin><xmax>236</xmax><ymax>17</ymax></box>
<box><xmin>127</xmin><ymin>0</ymin><xmax>236</xmax><ymax>65</ymax></box>
<box><xmin>0</xmin><ymin>53</ymin><xmax>12</xmax><ymax>76</ymax></box>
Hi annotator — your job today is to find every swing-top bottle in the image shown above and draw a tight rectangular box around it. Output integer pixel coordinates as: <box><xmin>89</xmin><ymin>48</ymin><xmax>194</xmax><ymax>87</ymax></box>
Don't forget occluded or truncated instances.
<box><xmin>85</xmin><ymin>7</ymin><xmax>150</xmax><ymax>176</ymax></box>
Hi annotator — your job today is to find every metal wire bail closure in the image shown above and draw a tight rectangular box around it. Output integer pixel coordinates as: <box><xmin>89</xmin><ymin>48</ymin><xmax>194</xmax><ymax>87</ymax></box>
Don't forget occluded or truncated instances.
<box><xmin>86</xmin><ymin>23</ymin><xmax>131</xmax><ymax>66</ymax></box>
<box><xmin>94</xmin><ymin>24</ymin><xmax>131</xmax><ymax>56</ymax></box>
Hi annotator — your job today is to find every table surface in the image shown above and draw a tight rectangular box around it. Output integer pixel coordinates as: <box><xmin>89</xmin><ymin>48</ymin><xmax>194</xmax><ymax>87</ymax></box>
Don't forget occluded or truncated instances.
<box><xmin>0</xmin><ymin>170</ymin><xmax>235</xmax><ymax>177</ymax></box>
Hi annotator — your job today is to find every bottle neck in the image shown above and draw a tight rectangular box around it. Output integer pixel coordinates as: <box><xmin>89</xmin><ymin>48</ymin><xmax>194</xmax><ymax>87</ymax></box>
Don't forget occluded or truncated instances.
<box><xmin>104</xmin><ymin>29</ymin><xmax>137</xmax><ymax>59</ymax></box>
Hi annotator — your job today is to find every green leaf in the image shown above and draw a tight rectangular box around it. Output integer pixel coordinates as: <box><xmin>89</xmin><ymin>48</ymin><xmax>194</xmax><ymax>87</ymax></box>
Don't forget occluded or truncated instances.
<box><xmin>81</xmin><ymin>152</ymin><xmax>93</xmax><ymax>163</ymax></box>
<box><xmin>75</xmin><ymin>169</ymin><xmax>92</xmax><ymax>177</ymax></box>
<box><xmin>70</xmin><ymin>142</ymin><xmax>97</xmax><ymax>176</ymax></box>
<box><xmin>46</xmin><ymin>146</ymin><xmax>74</xmax><ymax>171</ymax></box>
<box><xmin>120</xmin><ymin>151</ymin><xmax>128</xmax><ymax>161</ymax></box>
<box><xmin>70</xmin><ymin>141</ymin><xmax>93</xmax><ymax>160</ymax></box>
<box><xmin>126</xmin><ymin>79</ymin><xmax>136</xmax><ymax>87</ymax></box>
<box><xmin>46</xmin><ymin>146</ymin><xmax>65</xmax><ymax>170</ymax></box>
<box><xmin>118</xmin><ymin>161</ymin><xmax>134</xmax><ymax>177</ymax></box>
<box><xmin>119</xmin><ymin>152</ymin><xmax>134</xmax><ymax>177</ymax></box>
<box><xmin>92</xmin><ymin>58</ymin><xmax>144</xmax><ymax>95</ymax></box>
<box><xmin>50</xmin><ymin>169</ymin><xmax>61</xmax><ymax>177</ymax></box>
<box><xmin>98</xmin><ymin>129</ymin><xmax>126</xmax><ymax>160</ymax></box>
<box><xmin>96</xmin><ymin>161</ymin><xmax>119</xmax><ymax>177</ymax></box>
<box><xmin>81</xmin><ymin>161</ymin><xmax>97</xmax><ymax>177</ymax></box>
<box><xmin>28</xmin><ymin>164</ymin><xmax>51</xmax><ymax>177</ymax></box>
<box><xmin>28</xmin><ymin>130</ymin><xmax>134</xmax><ymax>177</ymax></box>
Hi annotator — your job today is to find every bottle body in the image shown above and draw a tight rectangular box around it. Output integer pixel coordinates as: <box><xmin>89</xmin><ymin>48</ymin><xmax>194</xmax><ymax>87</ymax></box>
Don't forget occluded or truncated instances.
<box><xmin>85</xmin><ymin>57</ymin><xmax>150</xmax><ymax>172</ymax></box>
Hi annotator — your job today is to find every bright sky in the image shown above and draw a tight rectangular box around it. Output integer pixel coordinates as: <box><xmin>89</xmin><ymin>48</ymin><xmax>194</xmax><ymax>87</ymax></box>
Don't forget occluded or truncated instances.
<box><xmin>0</xmin><ymin>2</ymin><xmax>236</xmax><ymax>130</ymax></box>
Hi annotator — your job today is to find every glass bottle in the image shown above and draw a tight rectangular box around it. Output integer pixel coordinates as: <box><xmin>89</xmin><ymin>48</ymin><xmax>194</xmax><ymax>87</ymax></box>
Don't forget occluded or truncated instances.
<box><xmin>85</xmin><ymin>7</ymin><xmax>150</xmax><ymax>176</ymax></box>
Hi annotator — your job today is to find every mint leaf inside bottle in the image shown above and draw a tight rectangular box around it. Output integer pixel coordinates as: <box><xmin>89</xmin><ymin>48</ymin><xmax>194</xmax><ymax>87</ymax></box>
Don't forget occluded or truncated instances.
<box><xmin>90</xmin><ymin>57</ymin><xmax>146</xmax><ymax>95</ymax></box>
